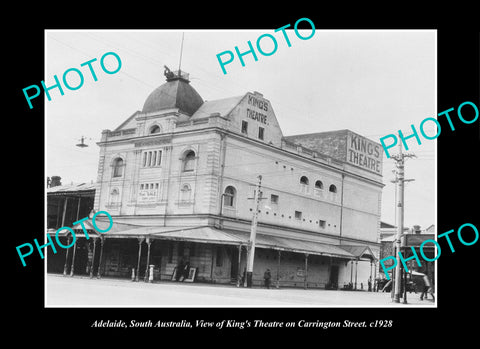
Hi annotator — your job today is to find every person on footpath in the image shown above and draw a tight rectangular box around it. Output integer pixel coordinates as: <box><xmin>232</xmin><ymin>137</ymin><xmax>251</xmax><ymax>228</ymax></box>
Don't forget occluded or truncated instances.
<box><xmin>176</xmin><ymin>258</ymin><xmax>184</xmax><ymax>281</ymax></box>
<box><xmin>420</xmin><ymin>273</ymin><xmax>435</xmax><ymax>301</ymax></box>
<box><xmin>181</xmin><ymin>260</ymin><xmax>190</xmax><ymax>282</ymax></box>
<box><xmin>264</xmin><ymin>268</ymin><xmax>272</xmax><ymax>289</ymax></box>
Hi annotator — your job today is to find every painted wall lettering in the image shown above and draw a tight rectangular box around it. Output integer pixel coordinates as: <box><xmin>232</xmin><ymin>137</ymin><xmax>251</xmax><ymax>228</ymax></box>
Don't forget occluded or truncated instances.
<box><xmin>347</xmin><ymin>133</ymin><xmax>382</xmax><ymax>174</ymax></box>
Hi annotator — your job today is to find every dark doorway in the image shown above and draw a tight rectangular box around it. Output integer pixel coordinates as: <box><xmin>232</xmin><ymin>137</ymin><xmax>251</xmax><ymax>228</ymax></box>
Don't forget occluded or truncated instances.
<box><xmin>230</xmin><ymin>246</ymin><xmax>239</xmax><ymax>282</ymax></box>
<box><xmin>74</xmin><ymin>239</ymin><xmax>89</xmax><ymax>275</ymax></box>
<box><xmin>329</xmin><ymin>265</ymin><xmax>339</xmax><ymax>289</ymax></box>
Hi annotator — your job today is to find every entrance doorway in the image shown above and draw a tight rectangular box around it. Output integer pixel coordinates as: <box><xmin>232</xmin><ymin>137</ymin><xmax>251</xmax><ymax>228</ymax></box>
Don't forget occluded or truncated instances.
<box><xmin>230</xmin><ymin>246</ymin><xmax>239</xmax><ymax>283</ymax></box>
<box><xmin>329</xmin><ymin>265</ymin><xmax>339</xmax><ymax>289</ymax></box>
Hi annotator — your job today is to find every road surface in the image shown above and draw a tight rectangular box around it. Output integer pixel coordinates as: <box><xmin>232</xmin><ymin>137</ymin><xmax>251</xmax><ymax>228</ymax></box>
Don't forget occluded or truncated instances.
<box><xmin>45</xmin><ymin>274</ymin><xmax>435</xmax><ymax>307</ymax></box>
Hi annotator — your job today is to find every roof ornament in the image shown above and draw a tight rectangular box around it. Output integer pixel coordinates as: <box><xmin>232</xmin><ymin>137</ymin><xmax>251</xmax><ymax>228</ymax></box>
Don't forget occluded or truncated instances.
<box><xmin>164</xmin><ymin>65</ymin><xmax>175</xmax><ymax>80</ymax></box>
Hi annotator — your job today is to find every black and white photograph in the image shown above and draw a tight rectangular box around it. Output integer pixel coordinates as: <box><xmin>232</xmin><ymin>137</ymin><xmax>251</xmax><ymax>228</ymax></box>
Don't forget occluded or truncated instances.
<box><xmin>9</xmin><ymin>10</ymin><xmax>479</xmax><ymax>342</ymax></box>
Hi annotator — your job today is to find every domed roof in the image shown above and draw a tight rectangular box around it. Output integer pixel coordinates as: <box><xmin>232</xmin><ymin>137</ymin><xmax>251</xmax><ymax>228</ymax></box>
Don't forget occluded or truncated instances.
<box><xmin>142</xmin><ymin>72</ymin><xmax>204</xmax><ymax>115</ymax></box>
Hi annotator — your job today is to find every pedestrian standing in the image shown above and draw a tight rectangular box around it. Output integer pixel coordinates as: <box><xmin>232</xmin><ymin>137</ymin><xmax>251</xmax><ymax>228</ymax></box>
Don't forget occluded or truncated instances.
<box><xmin>176</xmin><ymin>258</ymin><xmax>184</xmax><ymax>282</ymax></box>
<box><xmin>421</xmin><ymin>274</ymin><xmax>435</xmax><ymax>301</ymax></box>
<box><xmin>264</xmin><ymin>268</ymin><xmax>271</xmax><ymax>289</ymax></box>
<box><xmin>182</xmin><ymin>260</ymin><xmax>190</xmax><ymax>282</ymax></box>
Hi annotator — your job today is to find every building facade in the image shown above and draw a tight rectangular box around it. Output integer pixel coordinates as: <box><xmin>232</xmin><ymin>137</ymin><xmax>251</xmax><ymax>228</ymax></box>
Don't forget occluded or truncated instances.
<box><xmin>60</xmin><ymin>68</ymin><xmax>384</xmax><ymax>289</ymax></box>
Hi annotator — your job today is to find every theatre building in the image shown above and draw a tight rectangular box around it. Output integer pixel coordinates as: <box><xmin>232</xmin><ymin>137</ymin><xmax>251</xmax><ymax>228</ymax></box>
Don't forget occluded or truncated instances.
<box><xmin>60</xmin><ymin>68</ymin><xmax>384</xmax><ymax>289</ymax></box>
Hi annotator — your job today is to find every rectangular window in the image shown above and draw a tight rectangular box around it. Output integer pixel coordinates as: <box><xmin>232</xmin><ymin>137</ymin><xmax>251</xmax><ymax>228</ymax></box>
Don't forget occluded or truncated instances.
<box><xmin>295</xmin><ymin>211</ymin><xmax>302</xmax><ymax>220</ymax></box>
<box><xmin>270</xmin><ymin>194</ymin><xmax>279</xmax><ymax>204</ymax></box>
<box><xmin>241</xmin><ymin>120</ymin><xmax>248</xmax><ymax>134</ymax></box>
<box><xmin>178</xmin><ymin>241</ymin><xmax>184</xmax><ymax>257</ymax></box>
<box><xmin>157</xmin><ymin>150</ymin><xmax>162</xmax><ymax>166</ymax></box>
<box><xmin>138</xmin><ymin>183</ymin><xmax>159</xmax><ymax>203</ymax></box>
<box><xmin>319</xmin><ymin>220</ymin><xmax>326</xmax><ymax>228</ymax></box>
<box><xmin>258</xmin><ymin>127</ymin><xmax>265</xmax><ymax>140</ymax></box>
<box><xmin>148</xmin><ymin>151</ymin><xmax>152</xmax><ymax>167</ymax></box>
<box><xmin>142</xmin><ymin>150</ymin><xmax>163</xmax><ymax>168</ymax></box>
<box><xmin>152</xmin><ymin>151</ymin><xmax>157</xmax><ymax>166</ymax></box>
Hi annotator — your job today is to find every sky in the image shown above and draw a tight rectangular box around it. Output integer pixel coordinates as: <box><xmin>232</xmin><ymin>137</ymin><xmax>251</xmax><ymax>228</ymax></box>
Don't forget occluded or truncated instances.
<box><xmin>45</xmin><ymin>29</ymin><xmax>436</xmax><ymax>230</ymax></box>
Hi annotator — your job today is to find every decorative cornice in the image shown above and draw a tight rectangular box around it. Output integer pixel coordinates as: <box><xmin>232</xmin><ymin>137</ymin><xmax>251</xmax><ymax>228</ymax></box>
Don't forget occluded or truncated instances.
<box><xmin>134</xmin><ymin>136</ymin><xmax>173</xmax><ymax>148</ymax></box>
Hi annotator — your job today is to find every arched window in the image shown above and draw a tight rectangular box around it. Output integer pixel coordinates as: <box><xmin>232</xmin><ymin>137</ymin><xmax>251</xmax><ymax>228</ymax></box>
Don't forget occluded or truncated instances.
<box><xmin>112</xmin><ymin>158</ymin><xmax>124</xmax><ymax>177</ymax></box>
<box><xmin>223</xmin><ymin>186</ymin><xmax>236</xmax><ymax>207</ymax></box>
<box><xmin>300</xmin><ymin>176</ymin><xmax>309</xmax><ymax>185</ymax></box>
<box><xmin>315</xmin><ymin>180</ymin><xmax>323</xmax><ymax>189</ymax></box>
<box><xmin>150</xmin><ymin>125</ymin><xmax>161</xmax><ymax>134</ymax></box>
<box><xmin>110</xmin><ymin>188</ymin><xmax>119</xmax><ymax>204</ymax></box>
<box><xmin>183</xmin><ymin>150</ymin><xmax>196</xmax><ymax>172</ymax></box>
<box><xmin>329</xmin><ymin>184</ymin><xmax>337</xmax><ymax>193</ymax></box>
<box><xmin>180</xmin><ymin>184</ymin><xmax>191</xmax><ymax>202</ymax></box>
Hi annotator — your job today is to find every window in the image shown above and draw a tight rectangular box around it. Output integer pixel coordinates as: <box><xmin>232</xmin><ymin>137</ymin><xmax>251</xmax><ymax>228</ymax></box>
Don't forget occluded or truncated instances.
<box><xmin>300</xmin><ymin>176</ymin><xmax>309</xmax><ymax>185</ymax></box>
<box><xmin>152</xmin><ymin>151</ymin><xmax>157</xmax><ymax>166</ymax></box>
<box><xmin>223</xmin><ymin>186</ymin><xmax>236</xmax><ymax>207</ymax></box>
<box><xmin>315</xmin><ymin>180</ymin><xmax>323</xmax><ymax>189</ymax></box>
<box><xmin>319</xmin><ymin>220</ymin><xmax>326</xmax><ymax>228</ymax></box>
<box><xmin>295</xmin><ymin>211</ymin><xmax>302</xmax><ymax>220</ymax></box>
<box><xmin>138</xmin><ymin>182</ymin><xmax>159</xmax><ymax>203</ymax></box>
<box><xmin>270</xmin><ymin>194</ymin><xmax>279</xmax><ymax>204</ymax></box>
<box><xmin>112</xmin><ymin>158</ymin><xmax>124</xmax><ymax>177</ymax></box>
<box><xmin>180</xmin><ymin>184</ymin><xmax>192</xmax><ymax>202</ymax></box>
<box><xmin>142</xmin><ymin>150</ymin><xmax>162</xmax><ymax>167</ymax></box>
<box><xmin>241</xmin><ymin>120</ymin><xmax>248</xmax><ymax>134</ymax></box>
<box><xmin>110</xmin><ymin>188</ymin><xmax>119</xmax><ymax>204</ymax></box>
<box><xmin>149</xmin><ymin>125</ymin><xmax>161</xmax><ymax>134</ymax></box>
<box><xmin>329</xmin><ymin>184</ymin><xmax>337</xmax><ymax>193</ymax></box>
<box><xmin>258</xmin><ymin>127</ymin><xmax>265</xmax><ymax>140</ymax></box>
<box><xmin>183</xmin><ymin>150</ymin><xmax>196</xmax><ymax>172</ymax></box>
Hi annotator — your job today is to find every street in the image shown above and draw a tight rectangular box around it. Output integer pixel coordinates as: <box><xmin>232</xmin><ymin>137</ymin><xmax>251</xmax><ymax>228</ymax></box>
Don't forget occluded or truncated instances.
<box><xmin>45</xmin><ymin>274</ymin><xmax>435</xmax><ymax>307</ymax></box>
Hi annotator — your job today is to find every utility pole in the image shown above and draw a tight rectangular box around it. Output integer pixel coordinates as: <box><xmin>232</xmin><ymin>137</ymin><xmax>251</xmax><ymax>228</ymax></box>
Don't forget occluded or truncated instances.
<box><xmin>246</xmin><ymin>175</ymin><xmax>263</xmax><ymax>288</ymax></box>
<box><xmin>390</xmin><ymin>143</ymin><xmax>416</xmax><ymax>303</ymax></box>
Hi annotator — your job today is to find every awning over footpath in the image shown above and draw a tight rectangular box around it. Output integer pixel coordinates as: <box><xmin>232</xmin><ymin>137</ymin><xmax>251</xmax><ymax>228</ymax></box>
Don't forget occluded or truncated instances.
<box><xmin>151</xmin><ymin>227</ymin><xmax>244</xmax><ymax>246</ymax></box>
<box><xmin>152</xmin><ymin>226</ymin><xmax>356</xmax><ymax>259</ymax></box>
<box><xmin>48</xmin><ymin>223</ymin><xmax>362</xmax><ymax>259</ymax></box>
<box><xmin>218</xmin><ymin>229</ymin><xmax>356</xmax><ymax>259</ymax></box>
<box><xmin>339</xmin><ymin>245</ymin><xmax>377</xmax><ymax>261</ymax></box>
<box><xmin>47</xmin><ymin>182</ymin><xmax>96</xmax><ymax>197</ymax></box>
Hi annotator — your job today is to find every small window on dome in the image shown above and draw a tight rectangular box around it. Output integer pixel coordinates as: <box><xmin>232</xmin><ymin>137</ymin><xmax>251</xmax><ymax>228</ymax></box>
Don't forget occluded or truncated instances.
<box><xmin>150</xmin><ymin>125</ymin><xmax>161</xmax><ymax>134</ymax></box>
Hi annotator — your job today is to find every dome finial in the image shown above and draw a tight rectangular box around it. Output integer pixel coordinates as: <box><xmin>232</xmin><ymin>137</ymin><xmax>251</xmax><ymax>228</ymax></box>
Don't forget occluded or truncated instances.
<box><xmin>164</xmin><ymin>65</ymin><xmax>175</xmax><ymax>80</ymax></box>
<box><xmin>163</xmin><ymin>64</ymin><xmax>189</xmax><ymax>82</ymax></box>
